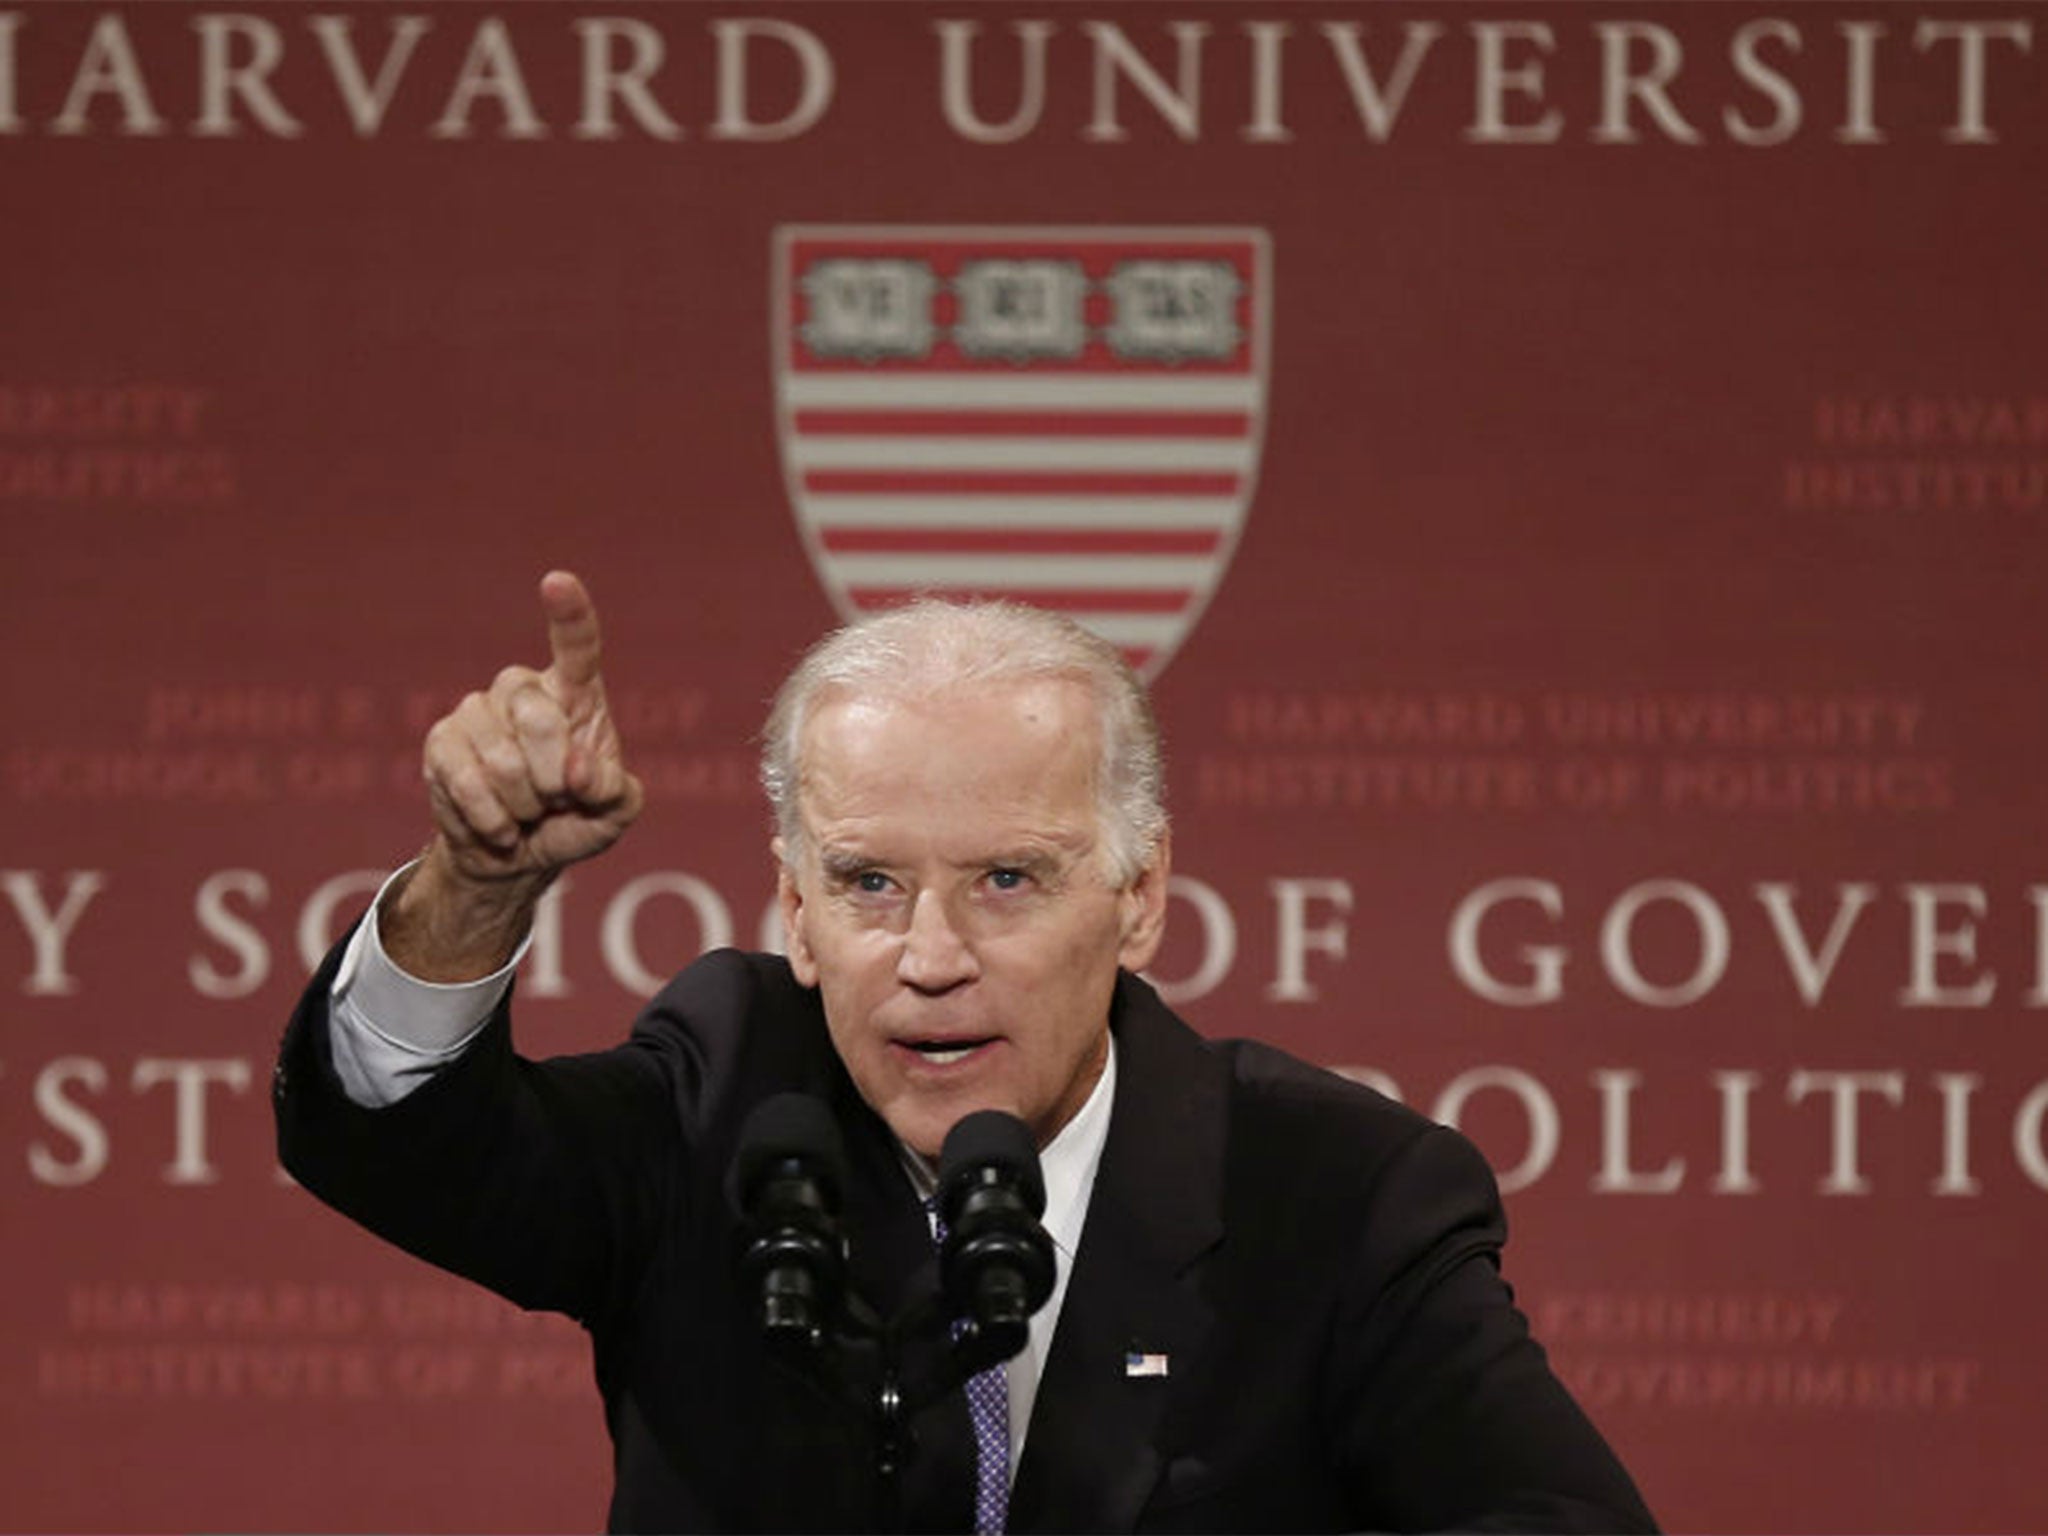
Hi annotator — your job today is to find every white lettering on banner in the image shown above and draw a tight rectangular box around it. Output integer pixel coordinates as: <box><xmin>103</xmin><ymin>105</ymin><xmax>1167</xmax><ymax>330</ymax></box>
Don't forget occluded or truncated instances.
<box><xmin>1786</xmin><ymin>1071</ymin><xmax>1906</xmax><ymax>1195</ymax></box>
<box><xmin>0</xmin><ymin>381</ymin><xmax>213</xmax><ymax>439</ymax></box>
<box><xmin>1432</xmin><ymin>1066</ymin><xmax>1561</xmax><ymax>1192</ymax></box>
<box><xmin>1320</xmin><ymin>22</ymin><xmax>1444</xmax><ymax>143</ymax></box>
<box><xmin>1714</xmin><ymin>1070</ymin><xmax>1762</xmax><ymax>1195</ymax></box>
<box><xmin>36</xmin><ymin>1343</ymin><xmax>384</xmax><ymax>1400</ymax></box>
<box><xmin>430</xmin><ymin>17</ymin><xmax>545</xmax><ymax>139</ymax></box>
<box><xmin>1932</xmin><ymin>1072</ymin><xmax>1982</xmax><ymax>1196</ymax></box>
<box><xmin>131</xmin><ymin>1057</ymin><xmax>251</xmax><ymax>1184</ymax></box>
<box><xmin>1599</xmin><ymin>880</ymin><xmax>1731</xmax><ymax>1008</ymax></box>
<box><xmin>1784</xmin><ymin>459</ymin><xmax>2048</xmax><ymax>514</ymax></box>
<box><xmin>1839</xmin><ymin>20</ymin><xmax>1885</xmax><ymax>142</ymax></box>
<box><xmin>141</xmin><ymin>683</ymin><xmax>319</xmax><ymax>740</ymax></box>
<box><xmin>1814</xmin><ymin>396</ymin><xmax>2048</xmax><ymax>449</ymax></box>
<box><xmin>185</xmin><ymin>869</ymin><xmax>387</xmax><ymax>999</ymax></box>
<box><xmin>1753</xmin><ymin>883</ymin><xmax>1878</xmax><ymax>1004</ymax></box>
<box><xmin>8</xmin><ymin>1049</ymin><xmax>2048</xmax><ymax>1196</ymax></box>
<box><xmin>2032</xmin><ymin>887</ymin><xmax>2048</xmax><ymax>1006</ymax></box>
<box><xmin>1265</xmin><ymin>878</ymin><xmax>1352</xmax><ymax>1003</ymax></box>
<box><xmin>11</xmin><ymin>865</ymin><xmax>2045</xmax><ymax>1013</ymax></box>
<box><xmin>1082</xmin><ymin>20</ymin><xmax>1208</xmax><ymax>142</ymax></box>
<box><xmin>1539</xmin><ymin>1290</ymin><xmax>1849</xmax><ymax>1347</ymax></box>
<box><xmin>2017</xmin><ymin>1082</ymin><xmax>2048</xmax><ymax>1188</ymax></box>
<box><xmin>0</xmin><ymin>12</ymin><xmax>2034</xmax><ymax>145</ymax></box>
<box><xmin>1325</xmin><ymin>1067</ymin><xmax>2048</xmax><ymax>1198</ymax></box>
<box><xmin>574</xmin><ymin>16</ymin><xmax>683</xmax><ymax>141</ymax></box>
<box><xmin>306</xmin><ymin>14</ymin><xmax>432</xmax><ymax>137</ymax></box>
<box><xmin>68</xmin><ymin>1280</ymin><xmax>368</xmax><ymax>1334</ymax></box>
<box><xmin>190</xmin><ymin>869</ymin><xmax>269</xmax><ymax>999</ymax></box>
<box><xmin>47</xmin><ymin>12</ymin><xmax>164</xmax><ymax>136</ymax></box>
<box><xmin>1239</xmin><ymin>20</ymin><xmax>1289</xmax><ymax>143</ymax></box>
<box><xmin>192</xmin><ymin>14</ymin><xmax>300</xmax><ymax>137</ymax></box>
<box><xmin>523</xmin><ymin>881</ymin><xmax>572</xmax><ymax>998</ymax></box>
<box><xmin>1538</xmin><ymin>693</ymin><xmax>1924</xmax><ymax>749</ymax></box>
<box><xmin>296</xmin><ymin>872</ymin><xmax>385</xmax><ymax>974</ymax></box>
<box><xmin>1592</xmin><ymin>22</ymin><xmax>1702</xmax><ymax>144</ymax></box>
<box><xmin>1446</xmin><ymin>878</ymin><xmax>2024</xmax><ymax>1008</ymax></box>
<box><xmin>599</xmin><ymin>873</ymin><xmax>735</xmax><ymax>997</ymax></box>
<box><xmin>1899</xmin><ymin>883</ymin><xmax>1997</xmax><ymax>1006</ymax></box>
<box><xmin>1468</xmin><ymin>20</ymin><xmax>1564</xmax><ymax>143</ymax></box>
<box><xmin>177</xmin><ymin>866</ymin><xmax>776</xmax><ymax>1005</ymax></box>
<box><xmin>935</xmin><ymin>19</ymin><xmax>1054</xmax><ymax>144</ymax></box>
<box><xmin>1554</xmin><ymin>1354</ymin><xmax>1980</xmax><ymax>1413</ymax></box>
<box><xmin>1726</xmin><ymin>18</ymin><xmax>1801</xmax><ymax>146</ymax></box>
<box><xmin>29</xmin><ymin>1055</ymin><xmax>109</xmax><ymax>1185</ymax></box>
<box><xmin>7</xmin><ymin>867</ymin><xmax>2048</xmax><ymax>1199</ymax></box>
<box><xmin>1149</xmin><ymin>874</ymin><xmax>1236</xmax><ymax>1004</ymax></box>
<box><xmin>0</xmin><ymin>12</ymin><xmax>21</xmax><ymax>131</ymax></box>
<box><xmin>1592</xmin><ymin>1069</ymin><xmax>1684</xmax><ymax>1194</ymax></box>
<box><xmin>706</xmin><ymin>19</ymin><xmax>832</xmax><ymax>141</ymax></box>
<box><xmin>1447</xmin><ymin>878</ymin><xmax>1568</xmax><ymax>1005</ymax></box>
<box><xmin>1917</xmin><ymin>19</ymin><xmax>2034</xmax><ymax>143</ymax></box>
<box><xmin>3</xmin><ymin>870</ymin><xmax>105</xmax><ymax>995</ymax></box>
<box><xmin>1791</xmin><ymin>393</ymin><xmax>2048</xmax><ymax>518</ymax></box>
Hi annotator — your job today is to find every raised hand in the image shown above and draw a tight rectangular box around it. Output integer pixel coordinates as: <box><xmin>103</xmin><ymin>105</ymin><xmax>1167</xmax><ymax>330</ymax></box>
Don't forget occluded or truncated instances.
<box><xmin>387</xmin><ymin>571</ymin><xmax>645</xmax><ymax>978</ymax></box>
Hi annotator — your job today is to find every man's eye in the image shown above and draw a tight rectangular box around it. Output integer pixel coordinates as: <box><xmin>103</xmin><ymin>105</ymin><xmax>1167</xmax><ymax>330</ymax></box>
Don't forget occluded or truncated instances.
<box><xmin>987</xmin><ymin>868</ymin><xmax>1028</xmax><ymax>891</ymax></box>
<box><xmin>854</xmin><ymin>871</ymin><xmax>892</xmax><ymax>894</ymax></box>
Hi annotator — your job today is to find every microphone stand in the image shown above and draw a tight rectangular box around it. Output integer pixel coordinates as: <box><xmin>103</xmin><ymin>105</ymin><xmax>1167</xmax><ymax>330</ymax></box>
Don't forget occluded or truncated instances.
<box><xmin>738</xmin><ymin>1106</ymin><xmax>1051</xmax><ymax>1531</ymax></box>
<box><xmin>772</xmin><ymin>1284</ymin><xmax>1024</xmax><ymax>1533</ymax></box>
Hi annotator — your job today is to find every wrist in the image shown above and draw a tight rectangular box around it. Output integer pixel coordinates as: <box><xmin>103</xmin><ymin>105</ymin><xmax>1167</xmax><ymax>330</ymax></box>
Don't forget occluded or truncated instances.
<box><xmin>379</xmin><ymin>842</ymin><xmax>552</xmax><ymax>982</ymax></box>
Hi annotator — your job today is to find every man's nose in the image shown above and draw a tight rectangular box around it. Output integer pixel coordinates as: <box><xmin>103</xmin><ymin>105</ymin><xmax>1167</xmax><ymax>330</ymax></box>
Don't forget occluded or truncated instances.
<box><xmin>897</xmin><ymin>888</ymin><xmax>979</xmax><ymax>991</ymax></box>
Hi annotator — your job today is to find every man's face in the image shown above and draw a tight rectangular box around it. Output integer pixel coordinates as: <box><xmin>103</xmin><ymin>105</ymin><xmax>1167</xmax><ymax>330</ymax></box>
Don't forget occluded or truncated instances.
<box><xmin>777</xmin><ymin>678</ymin><xmax>1169</xmax><ymax>1160</ymax></box>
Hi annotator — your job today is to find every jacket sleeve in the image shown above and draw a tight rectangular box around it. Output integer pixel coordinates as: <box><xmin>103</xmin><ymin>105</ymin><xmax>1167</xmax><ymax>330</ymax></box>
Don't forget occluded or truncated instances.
<box><xmin>1324</xmin><ymin>1121</ymin><xmax>1658</xmax><ymax>1533</ymax></box>
<box><xmin>272</xmin><ymin>928</ymin><xmax>693</xmax><ymax>1327</ymax></box>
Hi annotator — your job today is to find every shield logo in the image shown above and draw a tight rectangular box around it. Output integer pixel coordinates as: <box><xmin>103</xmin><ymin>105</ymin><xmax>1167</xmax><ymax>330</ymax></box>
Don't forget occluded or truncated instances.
<box><xmin>773</xmin><ymin>226</ymin><xmax>1270</xmax><ymax>679</ymax></box>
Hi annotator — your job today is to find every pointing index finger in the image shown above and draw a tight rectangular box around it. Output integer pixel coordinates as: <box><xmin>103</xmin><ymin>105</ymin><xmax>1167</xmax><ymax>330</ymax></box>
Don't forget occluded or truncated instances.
<box><xmin>539</xmin><ymin>569</ymin><xmax>605</xmax><ymax>694</ymax></box>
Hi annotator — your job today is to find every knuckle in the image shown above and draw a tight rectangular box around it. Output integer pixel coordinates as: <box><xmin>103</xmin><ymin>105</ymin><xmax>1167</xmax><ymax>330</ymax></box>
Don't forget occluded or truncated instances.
<box><xmin>438</xmin><ymin>757</ymin><xmax>486</xmax><ymax>805</ymax></box>
<box><xmin>474</xmin><ymin>734</ymin><xmax>529</xmax><ymax>783</ymax></box>
<box><xmin>452</xmin><ymin>689</ymin><xmax>494</xmax><ymax>725</ymax></box>
<box><xmin>489</xmin><ymin>665</ymin><xmax>541</xmax><ymax>703</ymax></box>
<box><xmin>509</xmin><ymin>687</ymin><xmax>566</xmax><ymax>736</ymax></box>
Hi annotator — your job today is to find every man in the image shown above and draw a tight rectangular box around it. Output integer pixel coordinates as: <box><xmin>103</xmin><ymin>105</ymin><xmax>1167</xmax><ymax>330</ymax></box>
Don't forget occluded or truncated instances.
<box><xmin>276</xmin><ymin>571</ymin><xmax>1656</xmax><ymax>1534</ymax></box>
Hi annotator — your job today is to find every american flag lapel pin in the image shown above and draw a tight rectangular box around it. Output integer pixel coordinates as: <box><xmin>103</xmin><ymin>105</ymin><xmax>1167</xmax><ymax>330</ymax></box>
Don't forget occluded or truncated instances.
<box><xmin>1124</xmin><ymin>1347</ymin><xmax>1170</xmax><ymax>1379</ymax></box>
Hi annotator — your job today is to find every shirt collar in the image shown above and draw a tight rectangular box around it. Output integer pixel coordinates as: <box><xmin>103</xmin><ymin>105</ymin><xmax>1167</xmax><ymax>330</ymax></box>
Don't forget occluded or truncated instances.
<box><xmin>898</xmin><ymin>1032</ymin><xmax>1118</xmax><ymax>1257</ymax></box>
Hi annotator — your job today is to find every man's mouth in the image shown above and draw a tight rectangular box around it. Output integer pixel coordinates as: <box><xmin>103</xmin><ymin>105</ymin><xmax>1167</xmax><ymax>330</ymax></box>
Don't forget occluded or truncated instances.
<box><xmin>902</xmin><ymin>1038</ymin><xmax>995</xmax><ymax>1067</ymax></box>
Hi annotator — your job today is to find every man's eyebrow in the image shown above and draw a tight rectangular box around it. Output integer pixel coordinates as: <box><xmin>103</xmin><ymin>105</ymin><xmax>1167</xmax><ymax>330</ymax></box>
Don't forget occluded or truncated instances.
<box><xmin>986</xmin><ymin>835</ymin><xmax>1096</xmax><ymax>876</ymax></box>
<box><xmin>986</xmin><ymin>848</ymin><xmax>1061</xmax><ymax>873</ymax></box>
<box><xmin>816</xmin><ymin>847</ymin><xmax>875</xmax><ymax>879</ymax></box>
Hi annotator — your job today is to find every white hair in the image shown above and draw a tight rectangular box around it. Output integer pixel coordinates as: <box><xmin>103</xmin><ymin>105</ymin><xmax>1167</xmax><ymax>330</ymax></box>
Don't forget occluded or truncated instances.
<box><xmin>760</xmin><ymin>599</ymin><xmax>1167</xmax><ymax>884</ymax></box>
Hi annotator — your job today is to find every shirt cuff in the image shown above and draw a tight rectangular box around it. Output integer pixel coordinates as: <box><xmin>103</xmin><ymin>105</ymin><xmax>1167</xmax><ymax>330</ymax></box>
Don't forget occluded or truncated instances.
<box><xmin>327</xmin><ymin>861</ymin><xmax>529</xmax><ymax>1107</ymax></box>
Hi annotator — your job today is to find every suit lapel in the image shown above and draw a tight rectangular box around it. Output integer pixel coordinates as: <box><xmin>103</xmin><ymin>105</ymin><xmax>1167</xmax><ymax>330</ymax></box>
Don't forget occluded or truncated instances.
<box><xmin>1008</xmin><ymin>974</ymin><xmax>1228</xmax><ymax>1533</ymax></box>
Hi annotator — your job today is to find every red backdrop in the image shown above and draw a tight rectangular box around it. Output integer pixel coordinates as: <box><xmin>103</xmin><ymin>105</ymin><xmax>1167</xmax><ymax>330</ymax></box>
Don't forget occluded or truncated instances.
<box><xmin>4</xmin><ymin>3</ymin><xmax>2046</xmax><ymax>1530</ymax></box>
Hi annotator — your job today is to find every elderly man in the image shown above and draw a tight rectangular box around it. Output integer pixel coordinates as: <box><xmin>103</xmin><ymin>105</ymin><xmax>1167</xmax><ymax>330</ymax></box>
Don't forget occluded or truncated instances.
<box><xmin>276</xmin><ymin>572</ymin><xmax>1655</xmax><ymax>1534</ymax></box>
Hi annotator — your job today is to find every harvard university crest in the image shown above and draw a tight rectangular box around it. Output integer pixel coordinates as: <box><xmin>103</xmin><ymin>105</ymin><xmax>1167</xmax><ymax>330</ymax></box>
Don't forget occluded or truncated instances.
<box><xmin>773</xmin><ymin>226</ymin><xmax>1271</xmax><ymax>679</ymax></box>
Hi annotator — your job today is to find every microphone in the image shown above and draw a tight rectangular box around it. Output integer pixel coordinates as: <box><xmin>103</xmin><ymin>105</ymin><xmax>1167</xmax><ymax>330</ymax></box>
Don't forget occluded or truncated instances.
<box><xmin>936</xmin><ymin>1110</ymin><xmax>1056</xmax><ymax>1363</ymax></box>
<box><xmin>729</xmin><ymin>1093</ymin><xmax>849</xmax><ymax>1354</ymax></box>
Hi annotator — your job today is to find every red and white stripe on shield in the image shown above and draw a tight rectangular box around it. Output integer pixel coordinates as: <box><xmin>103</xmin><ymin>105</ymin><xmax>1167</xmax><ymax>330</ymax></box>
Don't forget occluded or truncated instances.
<box><xmin>773</xmin><ymin>226</ymin><xmax>1270</xmax><ymax>679</ymax></box>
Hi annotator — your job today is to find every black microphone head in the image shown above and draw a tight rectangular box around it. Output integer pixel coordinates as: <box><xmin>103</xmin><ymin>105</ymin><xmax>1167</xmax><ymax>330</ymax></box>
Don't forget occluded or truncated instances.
<box><xmin>937</xmin><ymin>1109</ymin><xmax>1045</xmax><ymax>1220</ymax></box>
<box><xmin>728</xmin><ymin>1092</ymin><xmax>847</xmax><ymax>1218</ymax></box>
<box><xmin>936</xmin><ymin>1110</ymin><xmax>1054</xmax><ymax>1355</ymax></box>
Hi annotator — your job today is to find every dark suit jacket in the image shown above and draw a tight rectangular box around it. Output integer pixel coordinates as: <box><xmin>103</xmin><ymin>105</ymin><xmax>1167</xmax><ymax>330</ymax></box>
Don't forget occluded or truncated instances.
<box><xmin>276</xmin><ymin>941</ymin><xmax>1655</xmax><ymax>1534</ymax></box>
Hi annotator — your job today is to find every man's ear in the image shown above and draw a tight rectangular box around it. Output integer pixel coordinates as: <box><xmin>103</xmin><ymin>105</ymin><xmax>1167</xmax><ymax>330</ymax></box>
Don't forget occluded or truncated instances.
<box><xmin>774</xmin><ymin>838</ymin><xmax>820</xmax><ymax>987</ymax></box>
<box><xmin>1116</xmin><ymin>831</ymin><xmax>1171</xmax><ymax>973</ymax></box>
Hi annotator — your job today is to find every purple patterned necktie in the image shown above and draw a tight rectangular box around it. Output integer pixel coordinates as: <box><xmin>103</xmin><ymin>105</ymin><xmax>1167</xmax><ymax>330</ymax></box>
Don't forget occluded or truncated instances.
<box><xmin>930</xmin><ymin>1199</ymin><xmax>1011</xmax><ymax>1535</ymax></box>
